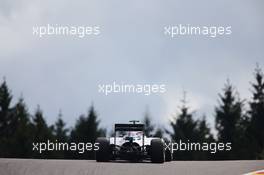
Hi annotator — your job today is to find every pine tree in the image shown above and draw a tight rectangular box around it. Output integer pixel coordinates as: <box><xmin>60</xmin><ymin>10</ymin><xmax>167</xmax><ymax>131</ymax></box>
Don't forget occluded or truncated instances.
<box><xmin>169</xmin><ymin>93</ymin><xmax>214</xmax><ymax>160</ymax></box>
<box><xmin>215</xmin><ymin>80</ymin><xmax>244</xmax><ymax>159</ymax></box>
<box><xmin>53</xmin><ymin>111</ymin><xmax>68</xmax><ymax>142</ymax></box>
<box><xmin>0</xmin><ymin>79</ymin><xmax>12</xmax><ymax>137</ymax></box>
<box><xmin>169</xmin><ymin>94</ymin><xmax>199</xmax><ymax>160</ymax></box>
<box><xmin>142</xmin><ymin>108</ymin><xmax>154</xmax><ymax>137</ymax></box>
<box><xmin>248</xmin><ymin>66</ymin><xmax>264</xmax><ymax>159</ymax></box>
<box><xmin>195</xmin><ymin>116</ymin><xmax>214</xmax><ymax>160</ymax></box>
<box><xmin>170</xmin><ymin>97</ymin><xmax>197</xmax><ymax>142</ymax></box>
<box><xmin>0</xmin><ymin>79</ymin><xmax>13</xmax><ymax>157</ymax></box>
<box><xmin>70</xmin><ymin>105</ymin><xmax>106</xmax><ymax>159</ymax></box>
<box><xmin>153</xmin><ymin>127</ymin><xmax>164</xmax><ymax>138</ymax></box>
<box><xmin>196</xmin><ymin>116</ymin><xmax>214</xmax><ymax>142</ymax></box>
<box><xmin>79</xmin><ymin>105</ymin><xmax>105</xmax><ymax>142</ymax></box>
<box><xmin>51</xmin><ymin>111</ymin><xmax>69</xmax><ymax>158</ymax></box>
<box><xmin>32</xmin><ymin>106</ymin><xmax>52</xmax><ymax>141</ymax></box>
<box><xmin>10</xmin><ymin>97</ymin><xmax>33</xmax><ymax>158</ymax></box>
<box><xmin>32</xmin><ymin>106</ymin><xmax>54</xmax><ymax>158</ymax></box>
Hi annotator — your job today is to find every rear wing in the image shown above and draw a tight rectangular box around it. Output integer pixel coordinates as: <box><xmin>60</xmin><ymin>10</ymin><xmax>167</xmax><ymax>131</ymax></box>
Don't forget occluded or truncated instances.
<box><xmin>115</xmin><ymin>124</ymin><xmax>144</xmax><ymax>131</ymax></box>
<box><xmin>114</xmin><ymin>123</ymin><xmax>145</xmax><ymax>149</ymax></box>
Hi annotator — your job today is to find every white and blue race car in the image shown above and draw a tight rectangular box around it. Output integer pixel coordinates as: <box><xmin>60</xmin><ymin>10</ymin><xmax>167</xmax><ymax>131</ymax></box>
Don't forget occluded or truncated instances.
<box><xmin>95</xmin><ymin>121</ymin><xmax>172</xmax><ymax>163</ymax></box>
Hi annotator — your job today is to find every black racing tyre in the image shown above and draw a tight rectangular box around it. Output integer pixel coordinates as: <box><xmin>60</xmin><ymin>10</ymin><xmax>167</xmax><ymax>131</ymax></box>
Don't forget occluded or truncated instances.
<box><xmin>150</xmin><ymin>139</ymin><xmax>165</xmax><ymax>163</ymax></box>
<box><xmin>165</xmin><ymin>148</ymin><xmax>172</xmax><ymax>161</ymax></box>
<box><xmin>95</xmin><ymin>137</ymin><xmax>110</xmax><ymax>162</ymax></box>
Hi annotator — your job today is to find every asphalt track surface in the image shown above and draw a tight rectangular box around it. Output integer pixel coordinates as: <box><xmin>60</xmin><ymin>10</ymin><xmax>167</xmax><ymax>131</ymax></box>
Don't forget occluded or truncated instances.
<box><xmin>0</xmin><ymin>159</ymin><xmax>264</xmax><ymax>175</ymax></box>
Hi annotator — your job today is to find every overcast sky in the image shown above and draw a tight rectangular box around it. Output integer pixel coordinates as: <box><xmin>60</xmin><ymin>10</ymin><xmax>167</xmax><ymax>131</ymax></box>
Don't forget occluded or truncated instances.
<box><xmin>0</xmin><ymin>0</ymin><xmax>263</xmax><ymax>131</ymax></box>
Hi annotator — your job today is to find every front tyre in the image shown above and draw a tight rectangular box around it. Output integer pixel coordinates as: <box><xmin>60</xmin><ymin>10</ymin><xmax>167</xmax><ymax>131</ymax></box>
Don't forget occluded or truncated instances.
<box><xmin>150</xmin><ymin>139</ymin><xmax>165</xmax><ymax>163</ymax></box>
<box><xmin>95</xmin><ymin>137</ymin><xmax>110</xmax><ymax>162</ymax></box>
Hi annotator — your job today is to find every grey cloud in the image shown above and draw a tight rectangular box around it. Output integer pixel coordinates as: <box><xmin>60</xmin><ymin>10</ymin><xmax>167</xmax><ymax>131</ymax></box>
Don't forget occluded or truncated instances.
<box><xmin>0</xmin><ymin>0</ymin><xmax>263</xmax><ymax>130</ymax></box>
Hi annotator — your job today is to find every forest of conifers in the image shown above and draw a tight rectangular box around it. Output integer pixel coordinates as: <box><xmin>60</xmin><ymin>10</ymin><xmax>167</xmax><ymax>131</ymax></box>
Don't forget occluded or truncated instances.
<box><xmin>0</xmin><ymin>66</ymin><xmax>264</xmax><ymax>160</ymax></box>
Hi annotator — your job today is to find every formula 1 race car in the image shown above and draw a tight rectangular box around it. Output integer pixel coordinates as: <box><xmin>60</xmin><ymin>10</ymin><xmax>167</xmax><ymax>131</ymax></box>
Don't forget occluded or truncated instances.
<box><xmin>95</xmin><ymin>120</ymin><xmax>172</xmax><ymax>163</ymax></box>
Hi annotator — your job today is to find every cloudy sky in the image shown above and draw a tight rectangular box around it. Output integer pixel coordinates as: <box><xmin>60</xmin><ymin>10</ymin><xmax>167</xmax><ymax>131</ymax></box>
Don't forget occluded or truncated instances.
<box><xmin>0</xmin><ymin>0</ymin><xmax>263</xmax><ymax>131</ymax></box>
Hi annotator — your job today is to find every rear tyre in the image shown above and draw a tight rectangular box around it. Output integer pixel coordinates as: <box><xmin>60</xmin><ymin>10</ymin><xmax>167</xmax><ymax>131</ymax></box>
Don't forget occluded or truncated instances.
<box><xmin>95</xmin><ymin>137</ymin><xmax>110</xmax><ymax>162</ymax></box>
<box><xmin>150</xmin><ymin>139</ymin><xmax>165</xmax><ymax>163</ymax></box>
<box><xmin>165</xmin><ymin>148</ymin><xmax>172</xmax><ymax>161</ymax></box>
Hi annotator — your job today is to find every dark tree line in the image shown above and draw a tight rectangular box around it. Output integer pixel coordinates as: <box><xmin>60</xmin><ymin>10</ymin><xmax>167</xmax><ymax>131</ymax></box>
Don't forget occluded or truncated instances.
<box><xmin>141</xmin><ymin>66</ymin><xmax>264</xmax><ymax>160</ymax></box>
<box><xmin>0</xmin><ymin>65</ymin><xmax>264</xmax><ymax>160</ymax></box>
<box><xmin>165</xmin><ymin>66</ymin><xmax>264</xmax><ymax>160</ymax></box>
<box><xmin>0</xmin><ymin>80</ymin><xmax>105</xmax><ymax>159</ymax></box>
